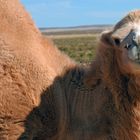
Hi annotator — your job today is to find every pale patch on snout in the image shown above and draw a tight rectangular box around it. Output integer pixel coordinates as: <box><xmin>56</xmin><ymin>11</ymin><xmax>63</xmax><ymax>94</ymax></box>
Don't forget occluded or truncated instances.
<box><xmin>133</xmin><ymin>23</ymin><xmax>140</xmax><ymax>37</ymax></box>
<box><xmin>128</xmin><ymin>46</ymin><xmax>139</xmax><ymax>60</ymax></box>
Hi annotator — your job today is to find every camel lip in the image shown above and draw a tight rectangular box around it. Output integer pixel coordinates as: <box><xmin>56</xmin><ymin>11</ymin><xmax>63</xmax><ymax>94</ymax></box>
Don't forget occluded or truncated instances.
<box><xmin>124</xmin><ymin>44</ymin><xmax>139</xmax><ymax>50</ymax></box>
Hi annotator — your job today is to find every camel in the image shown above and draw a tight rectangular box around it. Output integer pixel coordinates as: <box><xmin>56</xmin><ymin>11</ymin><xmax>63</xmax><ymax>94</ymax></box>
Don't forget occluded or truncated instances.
<box><xmin>0</xmin><ymin>0</ymin><xmax>140</xmax><ymax>140</ymax></box>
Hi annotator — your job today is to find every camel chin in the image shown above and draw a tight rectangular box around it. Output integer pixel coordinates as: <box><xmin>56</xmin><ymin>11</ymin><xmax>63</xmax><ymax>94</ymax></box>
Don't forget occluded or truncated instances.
<box><xmin>127</xmin><ymin>45</ymin><xmax>140</xmax><ymax>63</ymax></box>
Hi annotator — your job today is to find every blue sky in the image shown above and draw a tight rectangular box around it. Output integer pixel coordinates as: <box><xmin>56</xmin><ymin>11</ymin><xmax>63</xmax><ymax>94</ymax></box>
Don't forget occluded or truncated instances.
<box><xmin>21</xmin><ymin>0</ymin><xmax>140</xmax><ymax>27</ymax></box>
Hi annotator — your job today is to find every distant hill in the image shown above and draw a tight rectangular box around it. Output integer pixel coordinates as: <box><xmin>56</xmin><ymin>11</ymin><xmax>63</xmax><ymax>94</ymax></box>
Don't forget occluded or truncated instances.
<box><xmin>39</xmin><ymin>25</ymin><xmax>113</xmax><ymax>36</ymax></box>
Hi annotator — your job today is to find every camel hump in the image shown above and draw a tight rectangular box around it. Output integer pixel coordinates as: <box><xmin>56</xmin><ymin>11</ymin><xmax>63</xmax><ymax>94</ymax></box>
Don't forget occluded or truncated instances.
<box><xmin>0</xmin><ymin>0</ymin><xmax>41</xmax><ymax>44</ymax></box>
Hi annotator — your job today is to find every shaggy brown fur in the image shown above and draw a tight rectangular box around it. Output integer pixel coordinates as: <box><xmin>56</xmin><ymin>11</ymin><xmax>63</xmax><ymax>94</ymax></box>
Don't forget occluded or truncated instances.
<box><xmin>18</xmin><ymin>10</ymin><xmax>140</xmax><ymax>140</ymax></box>
<box><xmin>1</xmin><ymin>0</ymin><xmax>140</xmax><ymax>140</ymax></box>
<box><xmin>0</xmin><ymin>0</ymin><xmax>75</xmax><ymax>140</ymax></box>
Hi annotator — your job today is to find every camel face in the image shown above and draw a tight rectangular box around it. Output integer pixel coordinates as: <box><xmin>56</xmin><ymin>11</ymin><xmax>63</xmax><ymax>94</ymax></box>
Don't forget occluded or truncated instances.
<box><xmin>102</xmin><ymin>10</ymin><xmax>140</xmax><ymax>64</ymax></box>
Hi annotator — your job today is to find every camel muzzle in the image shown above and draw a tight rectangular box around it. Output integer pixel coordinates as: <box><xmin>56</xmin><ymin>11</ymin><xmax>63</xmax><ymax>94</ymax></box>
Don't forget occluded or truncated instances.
<box><xmin>121</xmin><ymin>29</ymin><xmax>138</xmax><ymax>49</ymax></box>
<box><xmin>120</xmin><ymin>28</ymin><xmax>140</xmax><ymax>62</ymax></box>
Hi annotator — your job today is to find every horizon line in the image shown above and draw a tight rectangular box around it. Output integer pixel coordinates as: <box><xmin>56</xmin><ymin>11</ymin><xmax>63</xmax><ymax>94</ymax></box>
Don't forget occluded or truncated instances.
<box><xmin>38</xmin><ymin>24</ymin><xmax>114</xmax><ymax>29</ymax></box>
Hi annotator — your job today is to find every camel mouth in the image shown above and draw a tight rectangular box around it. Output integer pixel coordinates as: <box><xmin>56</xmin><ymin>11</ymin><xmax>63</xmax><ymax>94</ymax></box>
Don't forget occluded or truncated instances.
<box><xmin>120</xmin><ymin>29</ymin><xmax>140</xmax><ymax>63</ymax></box>
<box><xmin>127</xmin><ymin>46</ymin><xmax>140</xmax><ymax>63</ymax></box>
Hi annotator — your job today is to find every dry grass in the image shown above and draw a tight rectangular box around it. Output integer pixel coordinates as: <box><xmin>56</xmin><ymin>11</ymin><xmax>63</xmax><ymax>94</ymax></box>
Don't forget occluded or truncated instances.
<box><xmin>52</xmin><ymin>35</ymin><xmax>99</xmax><ymax>63</ymax></box>
<box><xmin>42</xmin><ymin>27</ymin><xmax>103</xmax><ymax>63</ymax></box>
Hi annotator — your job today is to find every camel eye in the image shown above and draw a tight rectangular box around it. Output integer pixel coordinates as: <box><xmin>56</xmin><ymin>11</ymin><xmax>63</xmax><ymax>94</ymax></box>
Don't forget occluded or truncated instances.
<box><xmin>113</xmin><ymin>37</ymin><xmax>121</xmax><ymax>46</ymax></box>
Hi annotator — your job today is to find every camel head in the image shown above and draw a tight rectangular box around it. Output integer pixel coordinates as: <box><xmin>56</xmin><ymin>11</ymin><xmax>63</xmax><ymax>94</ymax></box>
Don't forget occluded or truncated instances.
<box><xmin>101</xmin><ymin>10</ymin><xmax>140</xmax><ymax>64</ymax></box>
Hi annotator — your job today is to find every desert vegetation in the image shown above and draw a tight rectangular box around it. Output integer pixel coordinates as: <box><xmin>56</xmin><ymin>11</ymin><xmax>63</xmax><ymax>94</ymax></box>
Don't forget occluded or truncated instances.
<box><xmin>41</xmin><ymin>25</ymin><xmax>112</xmax><ymax>63</ymax></box>
<box><xmin>53</xmin><ymin>36</ymin><xmax>98</xmax><ymax>63</ymax></box>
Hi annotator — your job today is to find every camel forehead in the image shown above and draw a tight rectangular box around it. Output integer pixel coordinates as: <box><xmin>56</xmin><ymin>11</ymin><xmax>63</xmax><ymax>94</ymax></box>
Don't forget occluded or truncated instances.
<box><xmin>115</xmin><ymin>10</ymin><xmax>140</xmax><ymax>29</ymax></box>
<box><xmin>112</xmin><ymin>10</ymin><xmax>140</xmax><ymax>39</ymax></box>
<box><xmin>134</xmin><ymin>23</ymin><xmax>140</xmax><ymax>36</ymax></box>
